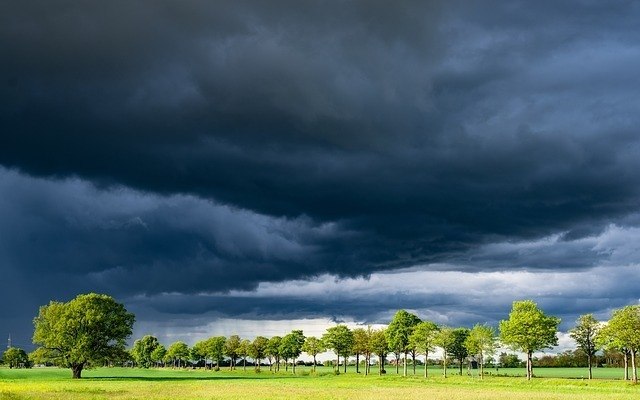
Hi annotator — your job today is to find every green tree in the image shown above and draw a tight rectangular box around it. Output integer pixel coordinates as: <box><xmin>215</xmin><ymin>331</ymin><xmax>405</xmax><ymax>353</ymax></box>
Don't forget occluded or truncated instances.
<box><xmin>386</xmin><ymin>310</ymin><xmax>421</xmax><ymax>376</ymax></box>
<box><xmin>352</xmin><ymin>328</ymin><xmax>370</xmax><ymax>374</ymax></box>
<box><xmin>369</xmin><ymin>329</ymin><xmax>388</xmax><ymax>375</ymax></box>
<box><xmin>301</xmin><ymin>336</ymin><xmax>325</xmax><ymax>372</ymax></box>
<box><xmin>166</xmin><ymin>341</ymin><xmax>190</xmax><ymax>368</ymax></box>
<box><xmin>322</xmin><ymin>325</ymin><xmax>354</xmax><ymax>373</ymax></box>
<box><xmin>249</xmin><ymin>336</ymin><xmax>269</xmax><ymax>371</ymax></box>
<box><xmin>225</xmin><ymin>335</ymin><xmax>241</xmax><ymax>370</ymax></box>
<box><xmin>266</xmin><ymin>336</ymin><xmax>282</xmax><ymax>372</ymax></box>
<box><xmin>409</xmin><ymin>321</ymin><xmax>439</xmax><ymax>378</ymax></box>
<box><xmin>239</xmin><ymin>339</ymin><xmax>251</xmax><ymax>371</ymax></box>
<box><xmin>131</xmin><ymin>335</ymin><xmax>160</xmax><ymax>368</ymax></box>
<box><xmin>280</xmin><ymin>330</ymin><xmax>305</xmax><ymax>374</ymax></box>
<box><xmin>598</xmin><ymin>305</ymin><xmax>640</xmax><ymax>382</ymax></box>
<box><xmin>150</xmin><ymin>345</ymin><xmax>166</xmax><ymax>368</ymax></box>
<box><xmin>190</xmin><ymin>339</ymin><xmax>208</xmax><ymax>367</ymax></box>
<box><xmin>465</xmin><ymin>324</ymin><xmax>496</xmax><ymax>379</ymax></box>
<box><xmin>449</xmin><ymin>328</ymin><xmax>470</xmax><ymax>375</ymax></box>
<box><xmin>499</xmin><ymin>300</ymin><xmax>560</xmax><ymax>380</ymax></box>
<box><xmin>32</xmin><ymin>293</ymin><xmax>135</xmax><ymax>378</ymax></box>
<box><xmin>207</xmin><ymin>336</ymin><xmax>227</xmax><ymax>370</ymax></box>
<box><xmin>435</xmin><ymin>326</ymin><xmax>455</xmax><ymax>377</ymax></box>
<box><xmin>3</xmin><ymin>347</ymin><xmax>30</xmax><ymax>369</ymax></box>
<box><xmin>569</xmin><ymin>314</ymin><xmax>601</xmax><ymax>380</ymax></box>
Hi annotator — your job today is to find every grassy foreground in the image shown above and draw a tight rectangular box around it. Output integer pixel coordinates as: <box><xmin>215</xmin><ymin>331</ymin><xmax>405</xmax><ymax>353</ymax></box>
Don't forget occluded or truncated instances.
<box><xmin>1</xmin><ymin>367</ymin><xmax>638</xmax><ymax>400</ymax></box>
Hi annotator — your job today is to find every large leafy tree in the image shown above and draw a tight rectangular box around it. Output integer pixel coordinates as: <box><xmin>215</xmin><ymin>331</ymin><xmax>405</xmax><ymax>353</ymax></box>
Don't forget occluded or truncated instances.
<box><xmin>131</xmin><ymin>335</ymin><xmax>160</xmax><ymax>368</ymax></box>
<box><xmin>369</xmin><ymin>329</ymin><xmax>388</xmax><ymax>375</ymax></box>
<box><xmin>32</xmin><ymin>293</ymin><xmax>135</xmax><ymax>378</ymax></box>
<box><xmin>386</xmin><ymin>310</ymin><xmax>421</xmax><ymax>376</ymax></box>
<box><xmin>409</xmin><ymin>321</ymin><xmax>439</xmax><ymax>378</ymax></box>
<box><xmin>449</xmin><ymin>328</ymin><xmax>470</xmax><ymax>375</ymax></box>
<box><xmin>322</xmin><ymin>325</ymin><xmax>354</xmax><ymax>373</ymax></box>
<box><xmin>569</xmin><ymin>314</ymin><xmax>601</xmax><ymax>380</ymax></box>
<box><xmin>465</xmin><ymin>324</ymin><xmax>496</xmax><ymax>380</ymax></box>
<box><xmin>150</xmin><ymin>345</ymin><xmax>166</xmax><ymax>368</ymax></box>
<box><xmin>301</xmin><ymin>336</ymin><xmax>325</xmax><ymax>372</ymax></box>
<box><xmin>206</xmin><ymin>336</ymin><xmax>227</xmax><ymax>370</ymax></box>
<box><xmin>280</xmin><ymin>330</ymin><xmax>305</xmax><ymax>374</ymax></box>
<box><xmin>499</xmin><ymin>300</ymin><xmax>560</xmax><ymax>380</ymax></box>
<box><xmin>238</xmin><ymin>339</ymin><xmax>252</xmax><ymax>371</ymax></box>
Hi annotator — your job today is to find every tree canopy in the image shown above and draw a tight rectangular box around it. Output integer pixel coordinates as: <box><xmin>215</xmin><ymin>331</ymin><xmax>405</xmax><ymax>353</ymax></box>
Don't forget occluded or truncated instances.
<box><xmin>32</xmin><ymin>293</ymin><xmax>135</xmax><ymax>378</ymax></box>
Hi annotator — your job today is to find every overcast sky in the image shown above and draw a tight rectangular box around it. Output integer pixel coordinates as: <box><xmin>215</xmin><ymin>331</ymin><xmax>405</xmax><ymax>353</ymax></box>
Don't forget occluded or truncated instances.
<box><xmin>2</xmin><ymin>1</ymin><xmax>640</xmax><ymax>352</ymax></box>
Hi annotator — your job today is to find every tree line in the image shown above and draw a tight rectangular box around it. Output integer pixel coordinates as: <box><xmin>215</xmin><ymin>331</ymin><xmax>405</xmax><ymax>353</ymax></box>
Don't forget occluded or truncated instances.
<box><xmin>3</xmin><ymin>293</ymin><xmax>640</xmax><ymax>382</ymax></box>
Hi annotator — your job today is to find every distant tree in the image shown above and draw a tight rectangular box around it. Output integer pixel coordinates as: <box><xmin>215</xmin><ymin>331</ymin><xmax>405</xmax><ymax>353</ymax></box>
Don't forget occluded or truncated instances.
<box><xmin>369</xmin><ymin>329</ymin><xmax>389</xmax><ymax>376</ymax></box>
<box><xmin>569</xmin><ymin>314</ymin><xmax>601</xmax><ymax>380</ymax></box>
<box><xmin>386</xmin><ymin>310</ymin><xmax>421</xmax><ymax>376</ymax></box>
<box><xmin>499</xmin><ymin>300</ymin><xmax>560</xmax><ymax>380</ymax></box>
<box><xmin>434</xmin><ymin>326</ymin><xmax>455</xmax><ymax>377</ymax></box>
<box><xmin>239</xmin><ymin>339</ymin><xmax>252</xmax><ymax>371</ymax></box>
<box><xmin>322</xmin><ymin>325</ymin><xmax>354</xmax><ymax>373</ymax></box>
<box><xmin>449</xmin><ymin>328</ymin><xmax>470</xmax><ymax>375</ymax></box>
<box><xmin>166</xmin><ymin>341</ymin><xmax>190</xmax><ymax>368</ymax></box>
<box><xmin>597</xmin><ymin>305</ymin><xmax>640</xmax><ymax>382</ymax></box>
<box><xmin>132</xmin><ymin>335</ymin><xmax>161</xmax><ymax>368</ymax></box>
<box><xmin>301</xmin><ymin>336</ymin><xmax>326</xmax><ymax>372</ymax></box>
<box><xmin>249</xmin><ymin>336</ymin><xmax>269</xmax><ymax>371</ymax></box>
<box><xmin>409</xmin><ymin>321</ymin><xmax>439</xmax><ymax>378</ymax></box>
<box><xmin>499</xmin><ymin>352</ymin><xmax>521</xmax><ymax>368</ymax></box>
<box><xmin>352</xmin><ymin>328</ymin><xmax>371</xmax><ymax>374</ymax></box>
<box><xmin>280</xmin><ymin>330</ymin><xmax>305</xmax><ymax>374</ymax></box>
<box><xmin>3</xmin><ymin>347</ymin><xmax>30</xmax><ymax>369</ymax></box>
<box><xmin>191</xmin><ymin>339</ymin><xmax>208</xmax><ymax>367</ymax></box>
<box><xmin>150</xmin><ymin>345</ymin><xmax>166</xmax><ymax>368</ymax></box>
<box><xmin>465</xmin><ymin>324</ymin><xmax>496</xmax><ymax>379</ymax></box>
<box><xmin>225</xmin><ymin>335</ymin><xmax>241</xmax><ymax>370</ymax></box>
<box><xmin>32</xmin><ymin>293</ymin><xmax>135</xmax><ymax>378</ymax></box>
<box><xmin>266</xmin><ymin>336</ymin><xmax>282</xmax><ymax>372</ymax></box>
<box><xmin>207</xmin><ymin>336</ymin><xmax>227</xmax><ymax>370</ymax></box>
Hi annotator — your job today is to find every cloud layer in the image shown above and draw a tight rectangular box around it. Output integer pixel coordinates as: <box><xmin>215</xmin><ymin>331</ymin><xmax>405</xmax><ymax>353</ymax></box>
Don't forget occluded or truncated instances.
<box><xmin>2</xmin><ymin>1</ymin><xmax>640</xmax><ymax>347</ymax></box>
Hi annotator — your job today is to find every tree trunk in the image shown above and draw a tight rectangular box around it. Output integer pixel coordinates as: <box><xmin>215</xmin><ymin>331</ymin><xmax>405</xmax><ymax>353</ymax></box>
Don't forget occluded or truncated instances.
<box><xmin>336</xmin><ymin>354</ymin><xmax>339</xmax><ymax>373</ymax></box>
<box><xmin>396</xmin><ymin>353</ymin><xmax>400</xmax><ymax>374</ymax></box>
<box><xmin>403</xmin><ymin>352</ymin><xmax>407</xmax><ymax>377</ymax></box>
<box><xmin>443</xmin><ymin>350</ymin><xmax>447</xmax><ymax>378</ymax></box>
<box><xmin>424</xmin><ymin>351</ymin><xmax>428</xmax><ymax>378</ymax></box>
<box><xmin>293</xmin><ymin>358</ymin><xmax>296</xmax><ymax>374</ymax></box>
<box><xmin>356</xmin><ymin>353</ymin><xmax>360</xmax><ymax>373</ymax></box>
<box><xmin>624</xmin><ymin>351</ymin><xmax>629</xmax><ymax>380</ymax></box>
<box><xmin>479</xmin><ymin>352</ymin><xmax>483</xmax><ymax>380</ymax></box>
<box><xmin>588</xmin><ymin>353</ymin><xmax>592</xmax><ymax>380</ymax></box>
<box><xmin>243</xmin><ymin>357</ymin><xmax>246</xmax><ymax>372</ymax></box>
<box><xmin>527</xmin><ymin>351</ymin><xmax>533</xmax><ymax>380</ymax></box>
<box><xmin>313</xmin><ymin>355</ymin><xmax>317</xmax><ymax>372</ymax></box>
<box><xmin>632</xmin><ymin>350</ymin><xmax>637</xmax><ymax>384</ymax></box>
<box><xmin>344</xmin><ymin>355</ymin><xmax>347</xmax><ymax>373</ymax></box>
<box><xmin>412</xmin><ymin>352</ymin><xmax>416</xmax><ymax>375</ymax></box>
<box><xmin>459</xmin><ymin>358</ymin><xmax>463</xmax><ymax>375</ymax></box>
<box><xmin>72</xmin><ymin>364</ymin><xmax>83</xmax><ymax>379</ymax></box>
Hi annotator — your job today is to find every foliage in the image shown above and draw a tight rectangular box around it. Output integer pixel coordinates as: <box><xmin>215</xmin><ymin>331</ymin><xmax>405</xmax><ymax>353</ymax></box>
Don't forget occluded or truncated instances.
<box><xmin>322</xmin><ymin>325</ymin><xmax>354</xmax><ymax>372</ymax></box>
<box><xmin>301</xmin><ymin>336</ymin><xmax>325</xmax><ymax>371</ymax></box>
<box><xmin>465</xmin><ymin>324</ymin><xmax>496</xmax><ymax>379</ymax></box>
<box><xmin>280</xmin><ymin>330</ymin><xmax>305</xmax><ymax>373</ymax></box>
<box><xmin>409</xmin><ymin>321</ymin><xmax>439</xmax><ymax>378</ymax></box>
<box><xmin>249</xmin><ymin>336</ymin><xmax>269</xmax><ymax>370</ymax></box>
<box><xmin>597</xmin><ymin>305</ymin><xmax>640</xmax><ymax>382</ymax></box>
<box><xmin>150</xmin><ymin>345</ymin><xmax>166</xmax><ymax>367</ymax></box>
<box><xmin>165</xmin><ymin>341</ymin><xmax>190</xmax><ymax>367</ymax></box>
<box><xmin>499</xmin><ymin>300</ymin><xmax>560</xmax><ymax>380</ymax></box>
<box><xmin>385</xmin><ymin>310</ymin><xmax>421</xmax><ymax>373</ymax></box>
<box><xmin>132</xmin><ymin>335</ymin><xmax>161</xmax><ymax>368</ymax></box>
<box><xmin>32</xmin><ymin>293</ymin><xmax>135</xmax><ymax>378</ymax></box>
<box><xmin>3</xmin><ymin>347</ymin><xmax>30</xmax><ymax>369</ymax></box>
<box><xmin>434</xmin><ymin>326</ymin><xmax>455</xmax><ymax>377</ymax></box>
<box><xmin>569</xmin><ymin>314</ymin><xmax>601</xmax><ymax>379</ymax></box>
<box><xmin>448</xmin><ymin>328</ymin><xmax>470</xmax><ymax>374</ymax></box>
<box><xmin>225</xmin><ymin>335</ymin><xmax>241</xmax><ymax>370</ymax></box>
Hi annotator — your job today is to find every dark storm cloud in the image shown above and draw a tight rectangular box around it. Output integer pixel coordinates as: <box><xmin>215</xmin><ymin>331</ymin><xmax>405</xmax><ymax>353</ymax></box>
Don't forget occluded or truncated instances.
<box><xmin>2</xmin><ymin>1</ymin><xmax>640</xmax><ymax>344</ymax></box>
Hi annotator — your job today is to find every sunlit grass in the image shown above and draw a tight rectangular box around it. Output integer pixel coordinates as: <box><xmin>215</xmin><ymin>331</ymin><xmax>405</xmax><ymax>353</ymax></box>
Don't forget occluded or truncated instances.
<box><xmin>0</xmin><ymin>367</ymin><xmax>638</xmax><ymax>399</ymax></box>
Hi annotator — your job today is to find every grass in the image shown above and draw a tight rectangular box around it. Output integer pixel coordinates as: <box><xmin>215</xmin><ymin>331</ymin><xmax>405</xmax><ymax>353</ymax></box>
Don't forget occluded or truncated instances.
<box><xmin>0</xmin><ymin>366</ymin><xmax>638</xmax><ymax>399</ymax></box>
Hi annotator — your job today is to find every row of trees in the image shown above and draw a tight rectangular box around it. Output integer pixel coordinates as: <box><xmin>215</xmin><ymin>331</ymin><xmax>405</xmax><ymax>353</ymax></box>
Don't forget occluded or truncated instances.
<box><xmin>25</xmin><ymin>293</ymin><xmax>640</xmax><ymax>382</ymax></box>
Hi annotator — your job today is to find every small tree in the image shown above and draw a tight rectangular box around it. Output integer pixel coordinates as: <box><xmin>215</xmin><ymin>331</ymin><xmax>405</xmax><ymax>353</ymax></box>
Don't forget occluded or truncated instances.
<box><xmin>266</xmin><ymin>336</ymin><xmax>282</xmax><ymax>372</ymax></box>
<box><xmin>131</xmin><ymin>335</ymin><xmax>161</xmax><ymax>368</ymax></box>
<box><xmin>207</xmin><ymin>336</ymin><xmax>227</xmax><ymax>370</ymax></box>
<box><xmin>569</xmin><ymin>314</ymin><xmax>601</xmax><ymax>380</ymax></box>
<box><xmin>598</xmin><ymin>305</ymin><xmax>640</xmax><ymax>382</ymax></box>
<box><xmin>280</xmin><ymin>330</ymin><xmax>305</xmax><ymax>374</ymax></box>
<box><xmin>166</xmin><ymin>341</ymin><xmax>190</xmax><ymax>368</ymax></box>
<box><xmin>225</xmin><ymin>335</ymin><xmax>241</xmax><ymax>370</ymax></box>
<box><xmin>250</xmin><ymin>336</ymin><xmax>269</xmax><ymax>371</ymax></box>
<box><xmin>435</xmin><ymin>326</ymin><xmax>455</xmax><ymax>377</ymax></box>
<box><xmin>409</xmin><ymin>321</ymin><xmax>439</xmax><ymax>378</ymax></box>
<box><xmin>32</xmin><ymin>293</ymin><xmax>135</xmax><ymax>378</ymax></box>
<box><xmin>369</xmin><ymin>329</ymin><xmax>388</xmax><ymax>375</ymax></box>
<box><xmin>465</xmin><ymin>324</ymin><xmax>496</xmax><ymax>379</ymax></box>
<box><xmin>239</xmin><ymin>339</ymin><xmax>251</xmax><ymax>371</ymax></box>
<box><xmin>386</xmin><ymin>310</ymin><xmax>421</xmax><ymax>376</ymax></box>
<box><xmin>352</xmin><ymin>328</ymin><xmax>370</xmax><ymax>374</ymax></box>
<box><xmin>323</xmin><ymin>325</ymin><xmax>354</xmax><ymax>373</ymax></box>
<box><xmin>499</xmin><ymin>300</ymin><xmax>560</xmax><ymax>380</ymax></box>
<box><xmin>3</xmin><ymin>347</ymin><xmax>30</xmax><ymax>369</ymax></box>
<box><xmin>301</xmin><ymin>336</ymin><xmax>326</xmax><ymax>372</ymax></box>
<box><xmin>449</xmin><ymin>328</ymin><xmax>470</xmax><ymax>375</ymax></box>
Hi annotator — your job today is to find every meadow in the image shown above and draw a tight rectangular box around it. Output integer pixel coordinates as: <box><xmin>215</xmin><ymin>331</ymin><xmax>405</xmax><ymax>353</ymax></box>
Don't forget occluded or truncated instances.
<box><xmin>1</xmin><ymin>366</ymin><xmax>638</xmax><ymax>400</ymax></box>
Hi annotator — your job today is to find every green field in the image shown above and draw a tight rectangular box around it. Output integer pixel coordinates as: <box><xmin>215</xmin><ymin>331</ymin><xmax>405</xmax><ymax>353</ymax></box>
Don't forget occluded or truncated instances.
<box><xmin>1</xmin><ymin>366</ymin><xmax>638</xmax><ymax>399</ymax></box>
